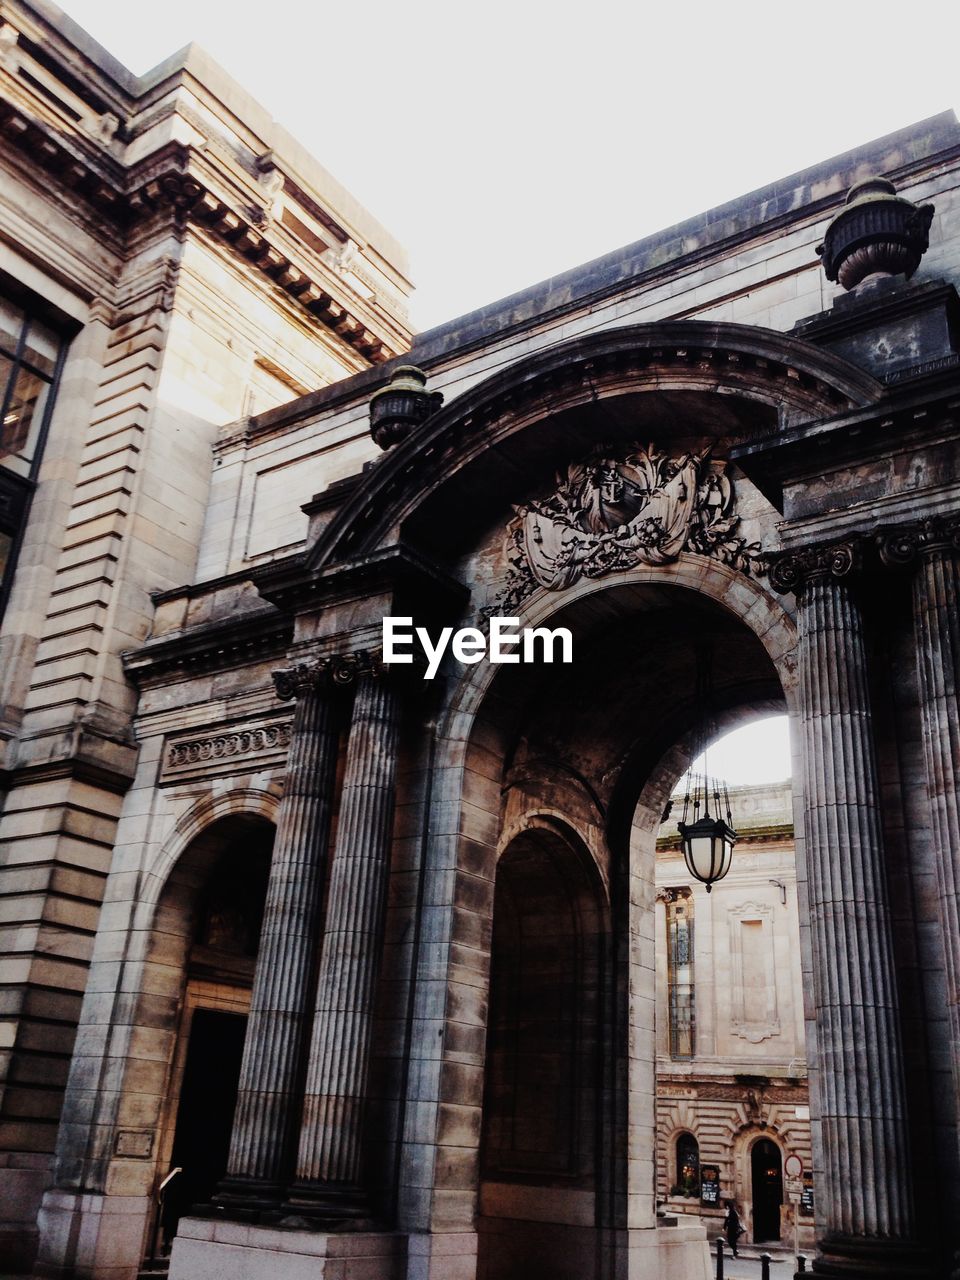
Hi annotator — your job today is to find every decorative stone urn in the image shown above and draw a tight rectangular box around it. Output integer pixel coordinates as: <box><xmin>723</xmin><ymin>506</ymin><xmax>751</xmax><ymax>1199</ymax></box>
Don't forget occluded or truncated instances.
<box><xmin>817</xmin><ymin>176</ymin><xmax>934</xmax><ymax>290</ymax></box>
<box><xmin>368</xmin><ymin>364</ymin><xmax>443</xmax><ymax>448</ymax></box>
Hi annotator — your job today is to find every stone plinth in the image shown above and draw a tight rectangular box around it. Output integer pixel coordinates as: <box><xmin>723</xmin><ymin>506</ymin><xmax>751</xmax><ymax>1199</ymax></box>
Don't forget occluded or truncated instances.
<box><xmin>169</xmin><ymin>1218</ymin><xmax>407</xmax><ymax>1280</ymax></box>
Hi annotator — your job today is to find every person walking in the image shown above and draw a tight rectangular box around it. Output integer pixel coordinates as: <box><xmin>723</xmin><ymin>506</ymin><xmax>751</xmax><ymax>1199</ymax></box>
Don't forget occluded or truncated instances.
<box><xmin>723</xmin><ymin>1200</ymin><xmax>745</xmax><ymax>1258</ymax></box>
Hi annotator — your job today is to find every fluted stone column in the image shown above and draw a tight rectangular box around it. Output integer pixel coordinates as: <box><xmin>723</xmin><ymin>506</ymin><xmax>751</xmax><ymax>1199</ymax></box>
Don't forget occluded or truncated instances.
<box><xmin>882</xmin><ymin>518</ymin><xmax>960</xmax><ymax>1124</ymax></box>
<box><xmin>772</xmin><ymin>545</ymin><xmax>920</xmax><ymax>1278</ymax></box>
<box><xmin>287</xmin><ymin>660</ymin><xmax>400</xmax><ymax>1217</ymax></box>
<box><xmin>218</xmin><ymin>660</ymin><xmax>339</xmax><ymax>1208</ymax></box>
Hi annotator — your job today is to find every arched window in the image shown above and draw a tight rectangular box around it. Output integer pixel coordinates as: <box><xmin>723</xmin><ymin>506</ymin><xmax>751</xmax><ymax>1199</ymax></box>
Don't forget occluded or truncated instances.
<box><xmin>676</xmin><ymin>1131</ymin><xmax>700</xmax><ymax>1197</ymax></box>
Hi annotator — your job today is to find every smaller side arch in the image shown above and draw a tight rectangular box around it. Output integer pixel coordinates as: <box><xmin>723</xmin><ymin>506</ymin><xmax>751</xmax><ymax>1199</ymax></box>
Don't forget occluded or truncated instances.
<box><xmin>142</xmin><ymin>788</ymin><xmax>281</xmax><ymax>918</ymax></box>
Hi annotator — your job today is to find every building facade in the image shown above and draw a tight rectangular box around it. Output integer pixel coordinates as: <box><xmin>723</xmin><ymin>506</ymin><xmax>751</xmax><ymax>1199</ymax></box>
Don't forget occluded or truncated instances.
<box><xmin>655</xmin><ymin>781</ymin><xmax>814</xmax><ymax>1255</ymax></box>
<box><xmin>0</xmin><ymin>0</ymin><xmax>411</xmax><ymax>1268</ymax></box>
<box><xmin>2</xmin><ymin>5</ymin><xmax>960</xmax><ymax>1280</ymax></box>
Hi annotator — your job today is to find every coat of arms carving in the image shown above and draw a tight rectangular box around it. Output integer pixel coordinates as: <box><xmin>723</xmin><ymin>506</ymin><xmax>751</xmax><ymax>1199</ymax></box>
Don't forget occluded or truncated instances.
<box><xmin>495</xmin><ymin>445</ymin><xmax>763</xmax><ymax>612</ymax></box>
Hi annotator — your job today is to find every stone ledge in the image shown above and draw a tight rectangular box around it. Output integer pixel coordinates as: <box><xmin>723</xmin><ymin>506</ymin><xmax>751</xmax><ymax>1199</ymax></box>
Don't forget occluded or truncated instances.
<box><xmin>170</xmin><ymin>1220</ymin><xmax>406</xmax><ymax>1280</ymax></box>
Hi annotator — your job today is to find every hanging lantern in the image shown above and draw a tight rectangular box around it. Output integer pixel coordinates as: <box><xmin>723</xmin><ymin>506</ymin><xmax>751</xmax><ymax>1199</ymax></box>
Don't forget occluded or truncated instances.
<box><xmin>677</xmin><ymin>640</ymin><xmax>738</xmax><ymax>892</ymax></box>
<box><xmin>677</xmin><ymin>773</ymin><xmax>737</xmax><ymax>892</ymax></box>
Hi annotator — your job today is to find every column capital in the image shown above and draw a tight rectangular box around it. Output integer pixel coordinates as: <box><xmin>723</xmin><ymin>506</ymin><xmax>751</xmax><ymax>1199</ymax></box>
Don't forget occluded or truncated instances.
<box><xmin>767</xmin><ymin>538</ymin><xmax>863</xmax><ymax>596</ymax></box>
<box><xmin>272</xmin><ymin>649</ymin><xmax>384</xmax><ymax>700</ymax></box>
<box><xmin>876</xmin><ymin>513</ymin><xmax>960</xmax><ymax>569</ymax></box>
<box><xmin>656</xmin><ymin>886</ymin><xmax>692</xmax><ymax>904</ymax></box>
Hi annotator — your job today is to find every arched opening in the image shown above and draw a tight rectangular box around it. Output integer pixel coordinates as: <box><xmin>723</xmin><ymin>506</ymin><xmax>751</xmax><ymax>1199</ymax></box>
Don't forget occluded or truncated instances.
<box><xmin>477</xmin><ymin>825</ymin><xmax>606</xmax><ymax>1280</ymax></box>
<box><xmin>151</xmin><ymin>815</ymin><xmax>274</xmax><ymax>1251</ymax></box>
<box><xmin>751</xmin><ymin>1137</ymin><xmax>783</xmax><ymax>1243</ymax></box>
<box><xmin>676</xmin><ymin>1132</ymin><xmax>701</xmax><ymax>1198</ymax></box>
<box><xmin>454</xmin><ymin>563</ymin><xmax>798</xmax><ymax>1280</ymax></box>
<box><xmin>651</xmin><ymin>716</ymin><xmax>807</xmax><ymax>1241</ymax></box>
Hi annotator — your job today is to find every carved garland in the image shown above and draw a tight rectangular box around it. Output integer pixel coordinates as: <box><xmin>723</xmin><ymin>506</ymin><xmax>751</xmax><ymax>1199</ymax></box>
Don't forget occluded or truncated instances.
<box><xmin>493</xmin><ymin>444</ymin><xmax>766</xmax><ymax>614</ymax></box>
<box><xmin>167</xmin><ymin>722</ymin><xmax>292</xmax><ymax>769</ymax></box>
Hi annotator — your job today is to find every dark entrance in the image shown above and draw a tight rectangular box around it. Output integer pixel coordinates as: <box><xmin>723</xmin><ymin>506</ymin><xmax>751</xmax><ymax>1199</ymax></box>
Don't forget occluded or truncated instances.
<box><xmin>162</xmin><ymin>1009</ymin><xmax>248</xmax><ymax>1245</ymax></box>
<box><xmin>751</xmin><ymin>1138</ymin><xmax>783</xmax><ymax>1242</ymax></box>
<box><xmin>478</xmin><ymin>827</ymin><xmax>605</xmax><ymax>1280</ymax></box>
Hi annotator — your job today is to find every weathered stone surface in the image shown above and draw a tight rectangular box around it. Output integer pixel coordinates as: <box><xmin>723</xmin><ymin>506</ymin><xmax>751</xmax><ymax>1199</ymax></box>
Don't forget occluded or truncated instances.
<box><xmin>291</xmin><ymin>670</ymin><xmax>401</xmax><ymax>1202</ymax></box>
<box><xmin>219</xmin><ymin>668</ymin><xmax>339</xmax><ymax>1202</ymax></box>
<box><xmin>5</xmin><ymin>13</ymin><xmax>960</xmax><ymax>1278</ymax></box>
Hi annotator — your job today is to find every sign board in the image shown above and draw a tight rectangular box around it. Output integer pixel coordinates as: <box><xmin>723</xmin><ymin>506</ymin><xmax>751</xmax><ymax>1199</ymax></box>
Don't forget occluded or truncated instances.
<box><xmin>700</xmin><ymin>1164</ymin><xmax>721</xmax><ymax>1206</ymax></box>
<box><xmin>786</xmin><ymin>1176</ymin><xmax>803</xmax><ymax>1203</ymax></box>
<box><xmin>800</xmin><ymin>1173</ymin><xmax>814</xmax><ymax>1217</ymax></box>
<box><xmin>784</xmin><ymin>1153</ymin><xmax>803</xmax><ymax>1178</ymax></box>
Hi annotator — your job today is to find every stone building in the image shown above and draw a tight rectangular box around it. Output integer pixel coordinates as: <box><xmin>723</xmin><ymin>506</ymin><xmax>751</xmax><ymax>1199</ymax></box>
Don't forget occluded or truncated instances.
<box><xmin>0</xmin><ymin>0</ymin><xmax>411</xmax><ymax>1268</ymax></box>
<box><xmin>655</xmin><ymin>779</ymin><xmax>814</xmax><ymax>1254</ymax></box>
<box><xmin>2</xmin><ymin>4</ymin><xmax>960</xmax><ymax>1279</ymax></box>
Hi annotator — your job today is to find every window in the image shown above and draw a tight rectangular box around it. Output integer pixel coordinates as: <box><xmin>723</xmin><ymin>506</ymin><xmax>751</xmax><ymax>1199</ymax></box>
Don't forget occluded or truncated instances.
<box><xmin>676</xmin><ymin>1131</ymin><xmax>700</xmax><ymax>1197</ymax></box>
<box><xmin>0</xmin><ymin>290</ymin><xmax>65</xmax><ymax>616</ymax></box>
<box><xmin>666</xmin><ymin>891</ymin><xmax>695</xmax><ymax>1058</ymax></box>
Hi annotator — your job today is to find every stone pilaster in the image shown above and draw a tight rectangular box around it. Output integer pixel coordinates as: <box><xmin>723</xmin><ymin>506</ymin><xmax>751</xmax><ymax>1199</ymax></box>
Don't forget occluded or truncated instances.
<box><xmin>770</xmin><ymin>544</ymin><xmax>922</xmax><ymax>1278</ymax></box>
<box><xmin>287</xmin><ymin>659</ymin><xmax>401</xmax><ymax>1217</ymax></box>
<box><xmin>218</xmin><ymin>660</ymin><xmax>339</xmax><ymax>1208</ymax></box>
<box><xmin>880</xmin><ymin>517</ymin><xmax>960</xmax><ymax>1138</ymax></box>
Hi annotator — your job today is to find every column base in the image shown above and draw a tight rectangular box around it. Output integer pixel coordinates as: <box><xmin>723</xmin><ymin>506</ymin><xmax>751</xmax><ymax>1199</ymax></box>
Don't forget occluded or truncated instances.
<box><xmin>213</xmin><ymin>1176</ymin><xmax>285</xmax><ymax>1217</ymax></box>
<box><xmin>805</xmin><ymin>1235</ymin><xmax>935</xmax><ymax>1280</ymax></box>
<box><xmin>279</xmin><ymin>1180</ymin><xmax>374</xmax><ymax>1228</ymax></box>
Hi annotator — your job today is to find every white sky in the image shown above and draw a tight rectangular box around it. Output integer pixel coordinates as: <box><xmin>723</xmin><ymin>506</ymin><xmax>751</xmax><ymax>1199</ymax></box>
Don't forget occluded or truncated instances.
<box><xmin>52</xmin><ymin>3</ymin><xmax>950</xmax><ymax>784</ymax></box>
<box><xmin>694</xmin><ymin>716</ymin><xmax>792</xmax><ymax>786</ymax></box>
<box><xmin>59</xmin><ymin>0</ymin><xmax>960</xmax><ymax>331</ymax></box>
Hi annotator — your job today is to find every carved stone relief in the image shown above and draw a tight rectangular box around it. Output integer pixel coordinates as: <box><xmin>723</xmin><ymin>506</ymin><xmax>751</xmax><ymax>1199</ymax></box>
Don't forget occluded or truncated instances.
<box><xmin>161</xmin><ymin>717</ymin><xmax>292</xmax><ymax>783</ymax></box>
<box><xmin>495</xmin><ymin>444</ymin><xmax>765</xmax><ymax>613</ymax></box>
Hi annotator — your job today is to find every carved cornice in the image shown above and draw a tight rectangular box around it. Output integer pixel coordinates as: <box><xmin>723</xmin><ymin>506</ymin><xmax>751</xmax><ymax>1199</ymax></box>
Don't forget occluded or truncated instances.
<box><xmin>316</xmin><ymin>324</ymin><xmax>882</xmax><ymax>567</ymax></box>
<box><xmin>254</xmin><ymin>541</ymin><xmax>468</xmax><ymax>616</ymax></box>
<box><xmin>128</xmin><ymin>167</ymin><xmax>392</xmax><ymax>361</ymax></box>
<box><xmin>122</xmin><ymin>613</ymin><xmax>293</xmax><ymax>686</ymax></box>
<box><xmin>0</xmin><ymin>101</ymin><xmax>396</xmax><ymax>362</ymax></box>
<box><xmin>657</xmin><ymin>1081</ymin><xmax>807</xmax><ymax>1103</ymax></box>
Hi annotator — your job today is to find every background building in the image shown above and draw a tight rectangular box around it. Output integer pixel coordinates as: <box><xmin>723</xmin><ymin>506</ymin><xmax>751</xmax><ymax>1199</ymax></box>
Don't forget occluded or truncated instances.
<box><xmin>655</xmin><ymin>779</ymin><xmax>815</xmax><ymax>1253</ymax></box>
<box><xmin>0</xmin><ymin>1</ymin><xmax>412</xmax><ymax>1265</ymax></box>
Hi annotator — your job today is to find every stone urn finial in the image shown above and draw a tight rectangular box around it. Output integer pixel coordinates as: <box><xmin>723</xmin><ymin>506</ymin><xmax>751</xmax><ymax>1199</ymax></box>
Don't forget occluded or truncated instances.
<box><xmin>368</xmin><ymin>365</ymin><xmax>443</xmax><ymax>450</ymax></box>
<box><xmin>817</xmin><ymin>176</ymin><xmax>934</xmax><ymax>291</ymax></box>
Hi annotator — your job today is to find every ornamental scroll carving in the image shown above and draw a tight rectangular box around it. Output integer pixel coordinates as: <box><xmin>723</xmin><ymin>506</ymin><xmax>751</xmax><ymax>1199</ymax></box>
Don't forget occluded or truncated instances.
<box><xmin>162</xmin><ymin>719</ymin><xmax>292</xmax><ymax>782</ymax></box>
<box><xmin>272</xmin><ymin>649</ymin><xmax>382</xmax><ymax>700</ymax></box>
<box><xmin>876</xmin><ymin>514</ymin><xmax>960</xmax><ymax>568</ymax></box>
<box><xmin>494</xmin><ymin>445</ymin><xmax>764</xmax><ymax>613</ymax></box>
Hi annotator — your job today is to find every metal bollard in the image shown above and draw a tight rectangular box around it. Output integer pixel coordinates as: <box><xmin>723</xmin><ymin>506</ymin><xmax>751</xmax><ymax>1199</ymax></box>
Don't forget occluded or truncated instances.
<box><xmin>796</xmin><ymin>1255</ymin><xmax>807</xmax><ymax>1273</ymax></box>
<box><xmin>715</xmin><ymin>1236</ymin><xmax>725</xmax><ymax>1280</ymax></box>
<box><xmin>761</xmin><ymin>1254</ymin><xmax>771</xmax><ymax>1280</ymax></box>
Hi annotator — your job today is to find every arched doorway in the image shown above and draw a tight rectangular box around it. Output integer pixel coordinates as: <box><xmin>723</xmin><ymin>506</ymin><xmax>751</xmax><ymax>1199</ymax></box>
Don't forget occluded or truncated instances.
<box><xmin>153</xmin><ymin>816</ymin><xmax>274</xmax><ymax>1250</ymax></box>
<box><xmin>676</xmin><ymin>1132</ymin><xmax>700</xmax><ymax>1198</ymax></box>
<box><xmin>458</xmin><ymin>565</ymin><xmax>797</xmax><ymax>1280</ymax></box>
<box><xmin>751</xmin><ymin>1138</ymin><xmax>783</xmax><ymax>1242</ymax></box>
<box><xmin>478</xmin><ymin>824</ymin><xmax>606</xmax><ymax>1280</ymax></box>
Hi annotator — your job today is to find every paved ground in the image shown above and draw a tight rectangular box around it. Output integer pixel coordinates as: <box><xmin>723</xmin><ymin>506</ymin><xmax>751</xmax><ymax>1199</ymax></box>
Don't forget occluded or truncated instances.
<box><xmin>720</xmin><ymin>1252</ymin><xmax>796</xmax><ymax>1280</ymax></box>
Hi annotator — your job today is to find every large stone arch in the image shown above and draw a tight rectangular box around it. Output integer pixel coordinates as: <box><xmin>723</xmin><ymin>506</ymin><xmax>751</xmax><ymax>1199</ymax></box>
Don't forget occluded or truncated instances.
<box><xmin>312</xmin><ymin>321</ymin><xmax>882</xmax><ymax>566</ymax></box>
<box><xmin>396</xmin><ymin>558</ymin><xmax>799</xmax><ymax>1280</ymax></box>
